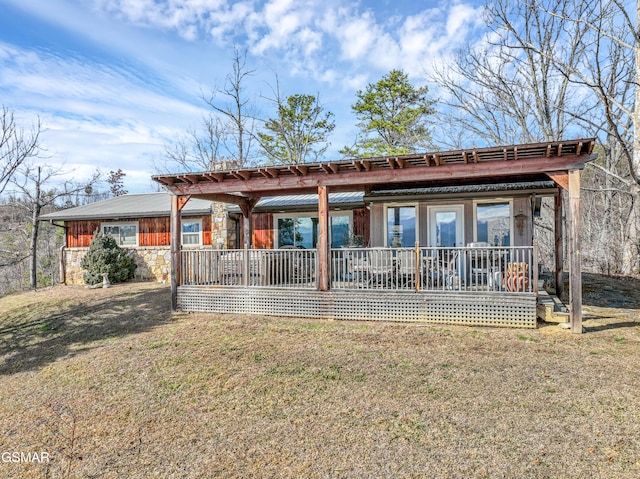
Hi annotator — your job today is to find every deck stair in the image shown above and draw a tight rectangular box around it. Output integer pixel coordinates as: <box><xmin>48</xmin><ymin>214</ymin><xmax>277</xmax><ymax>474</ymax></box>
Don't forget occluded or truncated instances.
<box><xmin>537</xmin><ymin>288</ymin><xmax>570</xmax><ymax>323</ymax></box>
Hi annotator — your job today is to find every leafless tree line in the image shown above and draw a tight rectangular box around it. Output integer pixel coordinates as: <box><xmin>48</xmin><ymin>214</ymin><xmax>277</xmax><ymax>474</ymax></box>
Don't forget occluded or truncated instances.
<box><xmin>431</xmin><ymin>0</ymin><xmax>640</xmax><ymax>276</ymax></box>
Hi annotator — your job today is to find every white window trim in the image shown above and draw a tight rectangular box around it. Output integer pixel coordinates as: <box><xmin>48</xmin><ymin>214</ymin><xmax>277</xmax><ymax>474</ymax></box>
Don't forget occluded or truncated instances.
<box><xmin>472</xmin><ymin>199</ymin><xmax>513</xmax><ymax>246</ymax></box>
<box><xmin>273</xmin><ymin>211</ymin><xmax>353</xmax><ymax>248</ymax></box>
<box><xmin>182</xmin><ymin>218</ymin><xmax>203</xmax><ymax>247</ymax></box>
<box><xmin>101</xmin><ymin>221</ymin><xmax>139</xmax><ymax>247</ymax></box>
<box><xmin>384</xmin><ymin>203</ymin><xmax>419</xmax><ymax>247</ymax></box>
<box><xmin>426</xmin><ymin>204</ymin><xmax>464</xmax><ymax>247</ymax></box>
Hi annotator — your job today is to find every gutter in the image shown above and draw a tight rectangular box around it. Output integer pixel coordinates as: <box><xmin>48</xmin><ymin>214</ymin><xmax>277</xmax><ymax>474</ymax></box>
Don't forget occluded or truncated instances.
<box><xmin>49</xmin><ymin>220</ymin><xmax>68</xmax><ymax>285</ymax></box>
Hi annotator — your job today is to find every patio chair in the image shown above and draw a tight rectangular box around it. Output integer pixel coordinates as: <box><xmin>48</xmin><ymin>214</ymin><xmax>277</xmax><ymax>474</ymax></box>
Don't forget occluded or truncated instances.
<box><xmin>467</xmin><ymin>242</ymin><xmax>491</xmax><ymax>290</ymax></box>
<box><xmin>219</xmin><ymin>251</ymin><xmax>243</xmax><ymax>285</ymax></box>
<box><xmin>396</xmin><ymin>249</ymin><xmax>418</xmax><ymax>288</ymax></box>
<box><xmin>436</xmin><ymin>249</ymin><xmax>461</xmax><ymax>290</ymax></box>
<box><xmin>367</xmin><ymin>249</ymin><xmax>395</xmax><ymax>288</ymax></box>
<box><xmin>348</xmin><ymin>250</ymin><xmax>370</xmax><ymax>288</ymax></box>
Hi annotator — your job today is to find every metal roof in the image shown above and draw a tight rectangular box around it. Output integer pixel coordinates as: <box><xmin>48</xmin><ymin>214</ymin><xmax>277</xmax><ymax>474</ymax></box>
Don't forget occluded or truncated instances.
<box><xmin>365</xmin><ymin>180</ymin><xmax>558</xmax><ymax>200</ymax></box>
<box><xmin>246</xmin><ymin>192</ymin><xmax>364</xmax><ymax>212</ymax></box>
<box><xmin>39</xmin><ymin>192</ymin><xmax>213</xmax><ymax>221</ymax></box>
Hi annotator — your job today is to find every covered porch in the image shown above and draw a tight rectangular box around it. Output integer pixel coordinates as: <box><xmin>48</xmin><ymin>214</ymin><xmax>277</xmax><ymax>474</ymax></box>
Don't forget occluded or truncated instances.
<box><xmin>153</xmin><ymin>139</ymin><xmax>595</xmax><ymax>332</ymax></box>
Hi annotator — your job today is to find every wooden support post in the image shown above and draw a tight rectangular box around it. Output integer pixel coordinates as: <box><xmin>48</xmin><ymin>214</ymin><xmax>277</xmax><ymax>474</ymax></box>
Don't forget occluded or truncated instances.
<box><xmin>533</xmin><ymin>240</ymin><xmax>539</xmax><ymax>295</ymax></box>
<box><xmin>318</xmin><ymin>186</ymin><xmax>330</xmax><ymax>291</ymax></box>
<box><xmin>554</xmin><ymin>190</ymin><xmax>564</xmax><ymax>300</ymax></box>
<box><xmin>170</xmin><ymin>194</ymin><xmax>184</xmax><ymax>312</ymax></box>
<box><xmin>415</xmin><ymin>241</ymin><xmax>421</xmax><ymax>292</ymax></box>
<box><xmin>239</xmin><ymin>206</ymin><xmax>253</xmax><ymax>249</ymax></box>
<box><xmin>567</xmin><ymin>170</ymin><xmax>582</xmax><ymax>333</ymax></box>
<box><xmin>243</xmin><ymin>244</ymin><xmax>249</xmax><ymax>287</ymax></box>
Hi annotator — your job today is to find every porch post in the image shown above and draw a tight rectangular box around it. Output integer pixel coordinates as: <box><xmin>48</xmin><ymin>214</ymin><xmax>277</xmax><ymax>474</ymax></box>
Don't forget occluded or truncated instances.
<box><xmin>240</xmin><ymin>206</ymin><xmax>253</xmax><ymax>249</ymax></box>
<box><xmin>318</xmin><ymin>185</ymin><xmax>330</xmax><ymax>291</ymax></box>
<box><xmin>170</xmin><ymin>194</ymin><xmax>185</xmax><ymax>312</ymax></box>
<box><xmin>554</xmin><ymin>190</ymin><xmax>564</xmax><ymax>299</ymax></box>
<box><xmin>567</xmin><ymin>169</ymin><xmax>582</xmax><ymax>333</ymax></box>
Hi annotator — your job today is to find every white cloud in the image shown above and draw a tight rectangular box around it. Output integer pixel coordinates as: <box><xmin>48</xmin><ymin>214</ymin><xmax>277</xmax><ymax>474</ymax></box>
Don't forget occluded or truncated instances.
<box><xmin>0</xmin><ymin>39</ymin><xmax>207</xmax><ymax>193</ymax></box>
<box><xmin>333</xmin><ymin>11</ymin><xmax>378</xmax><ymax>61</ymax></box>
<box><xmin>1</xmin><ymin>0</ymin><xmax>491</xmax><ymax>190</ymax></box>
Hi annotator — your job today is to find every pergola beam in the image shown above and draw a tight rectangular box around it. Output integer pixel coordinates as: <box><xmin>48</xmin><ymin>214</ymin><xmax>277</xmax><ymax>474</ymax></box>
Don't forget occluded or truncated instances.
<box><xmin>160</xmin><ymin>154</ymin><xmax>594</xmax><ymax>197</ymax></box>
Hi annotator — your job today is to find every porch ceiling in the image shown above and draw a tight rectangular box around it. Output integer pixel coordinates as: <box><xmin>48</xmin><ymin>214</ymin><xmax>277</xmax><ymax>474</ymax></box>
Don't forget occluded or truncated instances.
<box><xmin>152</xmin><ymin>139</ymin><xmax>596</xmax><ymax>203</ymax></box>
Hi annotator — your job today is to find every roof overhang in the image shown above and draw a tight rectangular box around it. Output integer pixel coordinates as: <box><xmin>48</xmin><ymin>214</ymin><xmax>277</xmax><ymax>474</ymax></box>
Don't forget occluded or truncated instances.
<box><xmin>152</xmin><ymin>139</ymin><xmax>596</xmax><ymax>203</ymax></box>
<box><xmin>366</xmin><ymin>180</ymin><xmax>559</xmax><ymax>202</ymax></box>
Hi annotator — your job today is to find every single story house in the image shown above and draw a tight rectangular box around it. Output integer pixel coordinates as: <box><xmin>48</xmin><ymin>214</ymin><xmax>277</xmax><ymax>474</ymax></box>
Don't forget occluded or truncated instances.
<box><xmin>152</xmin><ymin>138</ymin><xmax>596</xmax><ymax>333</ymax></box>
<box><xmin>39</xmin><ymin>192</ymin><xmax>234</xmax><ymax>284</ymax></box>
<box><xmin>39</xmin><ymin>191</ymin><xmax>369</xmax><ymax>284</ymax></box>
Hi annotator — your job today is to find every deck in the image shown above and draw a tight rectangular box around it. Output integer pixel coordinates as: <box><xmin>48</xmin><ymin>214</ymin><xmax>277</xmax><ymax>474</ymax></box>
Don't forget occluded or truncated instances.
<box><xmin>176</xmin><ymin>246</ymin><xmax>538</xmax><ymax>328</ymax></box>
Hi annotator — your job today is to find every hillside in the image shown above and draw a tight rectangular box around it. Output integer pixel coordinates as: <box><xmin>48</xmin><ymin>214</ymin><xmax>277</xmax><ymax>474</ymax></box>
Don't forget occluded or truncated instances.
<box><xmin>0</xmin><ymin>276</ymin><xmax>638</xmax><ymax>478</ymax></box>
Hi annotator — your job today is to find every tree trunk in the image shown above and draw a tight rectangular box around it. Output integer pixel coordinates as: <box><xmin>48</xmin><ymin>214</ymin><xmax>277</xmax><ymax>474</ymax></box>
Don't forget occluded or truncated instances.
<box><xmin>29</xmin><ymin>166</ymin><xmax>42</xmax><ymax>289</ymax></box>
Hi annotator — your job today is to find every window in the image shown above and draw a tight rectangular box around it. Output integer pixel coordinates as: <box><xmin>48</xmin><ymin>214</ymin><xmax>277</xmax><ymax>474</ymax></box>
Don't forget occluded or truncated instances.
<box><xmin>330</xmin><ymin>216</ymin><xmax>350</xmax><ymax>247</ymax></box>
<box><xmin>386</xmin><ymin>206</ymin><xmax>416</xmax><ymax>247</ymax></box>
<box><xmin>475</xmin><ymin>202</ymin><xmax>511</xmax><ymax>246</ymax></box>
<box><xmin>182</xmin><ymin>219</ymin><xmax>203</xmax><ymax>246</ymax></box>
<box><xmin>275</xmin><ymin>213</ymin><xmax>351</xmax><ymax>248</ymax></box>
<box><xmin>102</xmin><ymin>222</ymin><xmax>138</xmax><ymax>247</ymax></box>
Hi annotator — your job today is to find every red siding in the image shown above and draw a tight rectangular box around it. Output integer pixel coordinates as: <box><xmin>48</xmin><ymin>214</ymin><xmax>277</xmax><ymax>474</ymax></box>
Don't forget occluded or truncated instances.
<box><xmin>253</xmin><ymin>213</ymin><xmax>274</xmax><ymax>249</ymax></box>
<box><xmin>139</xmin><ymin>217</ymin><xmax>170</xmax><ymax>246</ymax></box>
<box><xmin>353</xmin><ymin>208</ymin><xmax>370</xmax><ymax>246</ymax></box>
<box><xmin>67</xmin><ymin>220</ymin><xmax>101</xmax><ymax>247</ymax></box>
<box><xmin>65</xmin><ymin>215</ymin><xmax>212</xmax><ymax>247</ymax></box>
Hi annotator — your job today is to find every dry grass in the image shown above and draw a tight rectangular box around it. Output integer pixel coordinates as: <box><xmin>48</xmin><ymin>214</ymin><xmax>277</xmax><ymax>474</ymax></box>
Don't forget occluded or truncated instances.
<box><xmin>0</xmin><ymin>276</ymin><xmax>639</xmax><ymax>478</ymax></box>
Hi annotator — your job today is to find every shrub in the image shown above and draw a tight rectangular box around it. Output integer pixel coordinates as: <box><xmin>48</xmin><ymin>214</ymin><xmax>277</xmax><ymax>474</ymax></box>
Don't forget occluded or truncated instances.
<box><xmin>81</xmin><ymin>232</ymin><xmax>137</xmax><ymax>285</ymax></box>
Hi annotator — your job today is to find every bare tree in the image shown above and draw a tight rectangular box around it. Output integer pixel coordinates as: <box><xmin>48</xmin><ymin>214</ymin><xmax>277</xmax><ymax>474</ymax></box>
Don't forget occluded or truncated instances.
<box><xmin>431</xmin><ymin>0</ymin><xmax>591</xmax><ymax>147</ymax></box>
<box><xmin>107</xmin><ymin>169</ymin><xmax>127</xmax><ymax>197</ymax></box>
<box><xmin>202</xmin><ymin>47</ymin><xmax>258</xmax><ymax>168</ymax></box>
<box><xmin>157</xmin><ymin>48</ymin><xmax>259</xmax><ymax>174</ymax></box>
<box><xmin>524</xmin><ymin>0</ymin><xmax>640</xmax><ymax>275</ymax></box>
<box><xmin>158</xmin><ymin>114</ymin><xmax>227</xmax><ymax>173</ymax></box>
<box><xmin>431</xmin><ymin>0</ymin><xmax>640</xmax><ymax>275</ymax></box>
<box><xmin>11</xmin><ymin>164</ymin><xmax>101</xmax><ymax>289</ymax></box>
<box><xmin>0</xmin><ymin>106</ymin><xmax>42</xmax><ymax>195</ymax></box>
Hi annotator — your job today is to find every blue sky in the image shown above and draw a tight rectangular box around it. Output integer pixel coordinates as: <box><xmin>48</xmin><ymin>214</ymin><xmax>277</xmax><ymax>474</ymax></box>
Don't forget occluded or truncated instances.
<box><xmin>0</xmin><ymin>0</ymin><xmax>486</xmax><ymax>193</ymax></box>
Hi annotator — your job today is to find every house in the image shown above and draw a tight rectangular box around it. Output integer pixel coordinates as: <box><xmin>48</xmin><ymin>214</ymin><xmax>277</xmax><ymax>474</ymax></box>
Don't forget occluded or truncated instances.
<box><xmin>39</xmin><ymin>192</ymin><xmax>235</xmax><ymax>284</ymax></box>
<box><xmin>39</xmin><ymin>191</ymin><xmax>368</xmax><ymax>284</ymax></box>
<box><xmin>152</xmin><ymin>139</ymin><xmax>596</xmax><ymax>333</ymax></box>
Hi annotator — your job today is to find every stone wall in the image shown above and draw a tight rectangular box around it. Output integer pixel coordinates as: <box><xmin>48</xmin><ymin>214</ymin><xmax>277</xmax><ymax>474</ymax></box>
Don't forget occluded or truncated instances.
<box><xmin>212</xmin><ymin>203</ymin><xmax>238</xmax><ymax>249</ymax></box>
<box><xmin>64</xmin><ymin>246</ymin><xmax>173</xmax><ymax>285</ymax></box>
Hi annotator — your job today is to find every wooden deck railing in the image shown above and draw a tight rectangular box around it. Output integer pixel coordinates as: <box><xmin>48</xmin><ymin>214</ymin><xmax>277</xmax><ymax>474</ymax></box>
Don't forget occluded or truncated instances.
<box><xmin>181</xmin><ymin>248</ymin><xmax>317</xmax><ymax>289</ymax></box>
<box><xmin>331</xmin><ymin>245</ymin><xmax>537</xmax><ymax>293</ymax></box>
<box><xmin>181</xmin><ymin>245</ymin><xmax>537</xmax><ymax>293</ymax></box>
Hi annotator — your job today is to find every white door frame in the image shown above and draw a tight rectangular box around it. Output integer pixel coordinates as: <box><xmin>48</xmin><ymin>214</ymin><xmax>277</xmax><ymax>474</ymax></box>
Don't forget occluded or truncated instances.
<box><xmin>428</xmin><ymin>205</ymin><xmax>464</xmax><ymax>247</ymax></box>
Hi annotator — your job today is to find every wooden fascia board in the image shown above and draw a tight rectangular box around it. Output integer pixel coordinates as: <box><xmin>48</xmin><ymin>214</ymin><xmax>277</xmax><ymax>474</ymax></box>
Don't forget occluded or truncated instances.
<box><xmin>164</xmin><ymin>154</ymin><xmax>593</xmax><ymax>196</ymax></box>
<box><xmin>545</xmin><ymin>171</ymin><xmax>569</xmax><ymax>190</ymax></box>
<box><xmin>176</xmin><ymin>195</ymin><xmax>191</xmax><ymax>211</ymax></box>
<box><xmin>190</xmin><ymin>193</ymin><xmax>258</xmax><ymax>206</ymax></box>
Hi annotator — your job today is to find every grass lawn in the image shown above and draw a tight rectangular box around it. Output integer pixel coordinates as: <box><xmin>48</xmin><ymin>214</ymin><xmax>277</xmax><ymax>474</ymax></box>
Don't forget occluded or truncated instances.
<box><xmin>0</xmin><ymin>275</ymin><xmax>639</xmax><ymax>478</ymax></box>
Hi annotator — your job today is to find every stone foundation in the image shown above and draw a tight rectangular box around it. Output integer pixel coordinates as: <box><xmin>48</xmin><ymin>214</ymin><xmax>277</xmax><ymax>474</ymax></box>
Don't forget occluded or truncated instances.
<box><xmin>64</xmin><ymin>246</ymin><xmax>174</xmax><ymax>285</ymax></box>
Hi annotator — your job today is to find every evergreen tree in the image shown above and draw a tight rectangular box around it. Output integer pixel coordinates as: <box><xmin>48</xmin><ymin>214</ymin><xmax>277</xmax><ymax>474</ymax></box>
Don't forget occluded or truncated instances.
<box><xmin>341</xmin><ymin>69</ymin><xmax>436</xmax><ymax>158</ymax></box>
<box><xmin>81</xmin><ymin>232</ymin><xmax>136</xmax><ymax>285</ymax></box>
<box><xmin>258</xmin><ymin>93</ymin><xmax>335</xmax><ymax>164</ymax></box>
